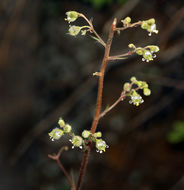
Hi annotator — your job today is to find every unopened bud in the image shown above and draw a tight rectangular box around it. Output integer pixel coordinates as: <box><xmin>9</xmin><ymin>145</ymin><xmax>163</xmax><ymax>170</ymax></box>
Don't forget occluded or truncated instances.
<box><xmin>58</xmin><ymin>118</ymin><xmax>65</xmax><ymax>128</ymax></box>
<box><xmin>124</xmin><ymin>17</ymin><xmax>131</xmax><ymax>23</ymax></box>
<box><xmin>82</xmin><ymin>130</ymin><xmax>91</xmax><ymax>138</ymax></box>
<box><xmin>143</xmin><ymin>88</ymin><xmax>151</xmax><ymax>96</ymax></box>
<box><xmin>124</xmin><ymin>82</ymin><xmax>131</xmax><ymax>91</ymax></box>
<box><xmin>64</xmin><ymin>124</ymin><xmax>72</xmax><ymax>133</ymax></box>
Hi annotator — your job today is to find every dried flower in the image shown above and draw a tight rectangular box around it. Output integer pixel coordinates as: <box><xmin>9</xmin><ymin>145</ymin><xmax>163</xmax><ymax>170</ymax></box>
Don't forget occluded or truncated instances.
<box><xmin>68</xmin><ymin>25</ymin><xmax>82</xmax><ymax>36</ymax></box>
<box><xmin>65</xmin><ymin>11</ymin><xmax>79</xmax><ymax>23</ymax></box>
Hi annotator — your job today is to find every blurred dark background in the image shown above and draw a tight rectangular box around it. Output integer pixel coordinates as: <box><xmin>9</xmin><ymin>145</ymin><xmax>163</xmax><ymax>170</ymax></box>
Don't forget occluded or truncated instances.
<box><xmin>0</xmin><ymin>0</ymin><xmax>184</xmax><ymax>190</ymax></box>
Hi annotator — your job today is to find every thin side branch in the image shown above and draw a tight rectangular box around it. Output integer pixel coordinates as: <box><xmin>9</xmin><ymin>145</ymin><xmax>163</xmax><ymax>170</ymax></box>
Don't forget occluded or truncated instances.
<box><xmin>108</xmin><ymin>51</ymin><xmax>134</xmax><ymax>61</ymax></box>
<box><xmin>115</xmin><ymin>21</ymin><xmax>142</xmax><ymax>32</ymax></box>
<box><xmin>99</xmin><ymin>94</ymin><xmax>125</xmax><ymax>119</ymax></box>
<box><xmin>99</xmin><ymin>82</ymin><xmax>139</xmax><ymax>118</ymax></box>
<box><xmin>48</xmin><ymin>146</ymin><xmax>75</xmax><ymax>190</ymax></box>
<box><xmin>79</xmin><ymin>13</ymin><xmax>106</xmax><ymax>47</ymax></box>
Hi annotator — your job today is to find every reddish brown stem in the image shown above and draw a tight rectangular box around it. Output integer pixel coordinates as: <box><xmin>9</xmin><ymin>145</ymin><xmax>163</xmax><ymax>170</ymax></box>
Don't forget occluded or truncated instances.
<box><xmin>115</xmin><ymin>21</ymin><xmax>142</xmax><ymax>31</ymax></box>
<box><xmin>76</xmin><ymin>142</ymin><xmax>91</xmax><ymax>190</ymax></box>
<box><xmin>108</xmin><ymin>51</ymin><xmax>133</xmax><ymax>60</ymax></box>
<box><xmin>90</xmin><ymin>18</ymin><xmax>117</xmax><ymax>134</ymax></box>
<box><xmin>76</xmin><ymin>18</ymin><xmax>117</xmax><ymax>190</ymax></box>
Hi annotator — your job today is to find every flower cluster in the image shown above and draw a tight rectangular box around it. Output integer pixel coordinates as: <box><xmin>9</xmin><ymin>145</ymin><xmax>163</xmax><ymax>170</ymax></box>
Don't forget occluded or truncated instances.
<box><xmin>49</xmin><ymin>118</ymin><xmax>108</xmax><ymax>153</ymax></box>
<box><xmin>136</xmin><ymin>45</ymin><xmax>159</xmax><ymax>62</ymax></box>
<box><xmin>123</xmin><ymin>77</ymin><xmax>151</xmax><ymax>106</ymax></box>
<box><xmin>49</xmin><ymin>118</ymin><xmax>72</xmax><ymax>141</ymax></box>
<box><xmin>121</xmin><ymin>16</ymin><xmax>131</xmax><ymax>27</ymax></box>
<box><xmin>129</xmin><ymin>44</ymin><xmax>159</xmax><ymax>62</ymax></box>
<box><xmin>65</xmin><ymin>11</ymin><xmax>90</xmax><ymax>37</ymax></box>
<box><xmin>81</xmin><ymin>130</ymin><xmax>109</xmax><ymax>153</ymax></box>
<box><xmin>141</xmin><ymin>18</ymin><xmax>158</xmax><ymax>36</ymax></box>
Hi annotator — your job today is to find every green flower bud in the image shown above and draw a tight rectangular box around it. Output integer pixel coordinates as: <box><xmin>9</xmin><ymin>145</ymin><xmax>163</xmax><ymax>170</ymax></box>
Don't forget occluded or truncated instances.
<box><xmin>141</xmin><ymin>21</ymin><xmax>148</xmax><ymax>29</ymax></box>
<box><xmin>124</xmin><ymin>82</ymin><xmax>131</xmax><ymax>91</ymax></box>
<box><xmin>71</xmin><ymin>136</ymin><xmax>83</xmax><ymax>147</ymax></box>
<box><xmin>65</xmin><ymin>11</ymin><xmax>79</xmax><ymax>23</ymax></box>
<box><xmin>135</xmin><ymin>81</ymin><xmax>148</xmax><ymax>89</ymax></box>
<box><xmin>64</xmin><ymin>124</ymin><xmax>72</xmax><ymax>133</ymax></box>
<box><xmin>49</xmin><ymin>128</ymin><xmax>64</xmax><ymax>141</ymax></box>
<box><xmin>136</xmin><ymin>49</ymin><xmax>143</xmax><ymax>55</ymax></box>
<box><xmin>82</xmin><ymin>130</ymin><xmax>91</xmax><ymax>138</ymax></box>
<box><xmin>147</xmin><ymin>45</ymin><xmax>159</xmax><ymax>52</ymax></box>
<box><xmin>141</xmin><ymin>81</ymin><xmax>148</xmax><ymax>88</ymax></box>
<box><xmin>143</xmin><ymin>88</ymin><xmax>151</xmax><ymax>96</ymax></box>
<box><xmin>128</xmin><ymin>43</ymin><xmax>135</xmax><ymax>49</ymax></box>
<box><xmin>136</xmin><ymin>81</ymin><xmax>143</xmax><ymax>88</ymax></box>
<box><xmin>68</xmin><ymin>26</ymin><xmax>81</xmax><ymax>36</ymax></box>
<box><xmin>130</xmin><ymin>77</ymin><xmax>137</xmax><ymax>82</ymax></box>
<box><xmin>124</xmin><ymin>17</ymin><xmax>131</xmax><ymax>23</ymax></box>
<box><xmin>96</xmin><ymin>139</ymin><xmax>108</xmax><ymax>153</ymax></box>
<box><xmin>93</xmin><ymin>131</ymin><xmax>102</xmax><ymax>138</ymax></box>
<box><xmin>58</xmin><ymin>118</ymin><xmax>65</xmax><ymax>128</ymax></box>
<box><xmin>147</xmin><ymin>18</ymin><xmax>155</xmax><ymax>25</ymax></box>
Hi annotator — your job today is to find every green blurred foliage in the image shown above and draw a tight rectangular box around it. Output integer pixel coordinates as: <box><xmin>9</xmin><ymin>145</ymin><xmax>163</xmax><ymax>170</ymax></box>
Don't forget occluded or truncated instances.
<box><xmin>83</xmin><ymin>0</ymin><xmax>128</xmax><ymax>9</ymax></box>
<box><xmin>167</xmin><ymin>121</ymin><xmax>184</xmax><ymax>144</ymax></box>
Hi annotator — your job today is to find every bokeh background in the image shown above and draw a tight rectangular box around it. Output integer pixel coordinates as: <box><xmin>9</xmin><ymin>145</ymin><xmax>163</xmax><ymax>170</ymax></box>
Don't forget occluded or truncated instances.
<box><xmin>0</xmin><ymin>0</ymin><xmax>184</xmax><ymax>190</ymax></box>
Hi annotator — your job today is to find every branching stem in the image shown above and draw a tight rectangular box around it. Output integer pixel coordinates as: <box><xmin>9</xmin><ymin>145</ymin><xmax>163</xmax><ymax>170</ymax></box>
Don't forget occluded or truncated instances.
<box><xmin>76</xmin><ymin>18</ymin><xmax>117</xmax><ymax>190</ymax></box>
<box><xmin>48</xmin><ymin>146</ymin><xmax>75</xmax><ymax>190</ymax></box>
<box><xmin>100</xmin><ymin>82</ymin><xmax>137</xmax><ymax>118</ymax></box>
<box><xmin>51</xmin><ymin>12</ymin><xmax>157</xmax><ymax>190</ymax></box>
